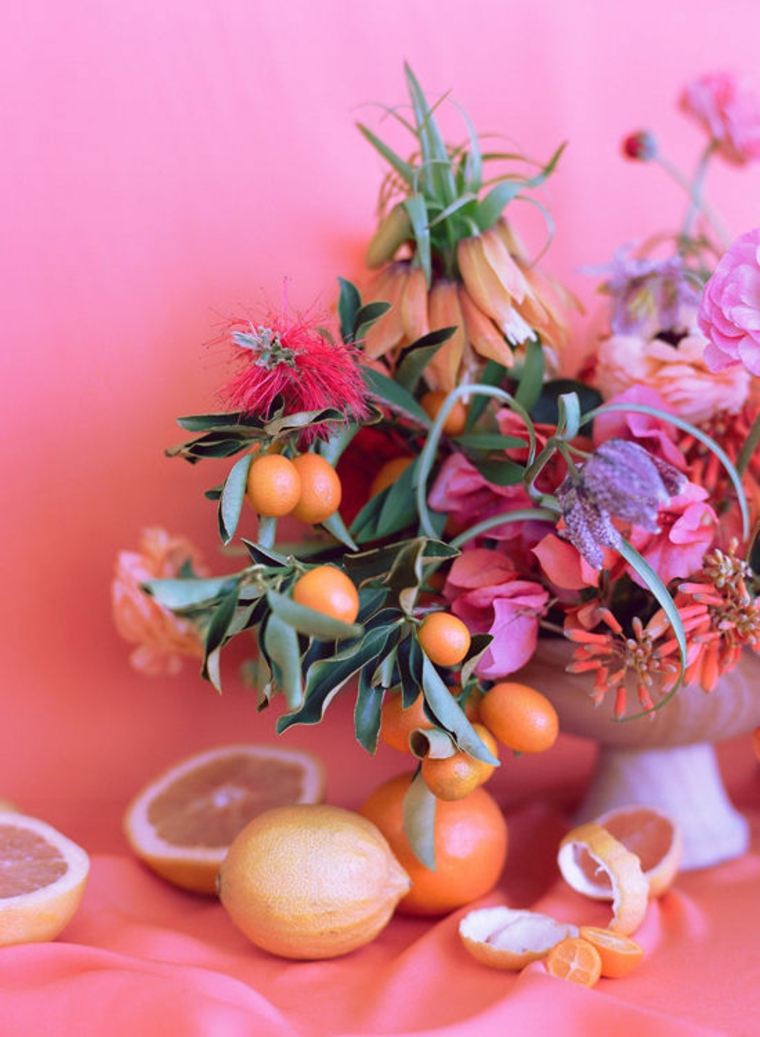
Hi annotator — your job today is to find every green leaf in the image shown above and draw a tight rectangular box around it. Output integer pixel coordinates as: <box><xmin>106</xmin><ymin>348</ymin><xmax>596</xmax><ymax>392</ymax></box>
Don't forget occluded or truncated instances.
<box><xmin>204</xmin><ymin>484</ymin><xmax>223</xmax><ymax>501</ymax></box>
<box><xmin>263</xmin><ymin>613</ymin><xmax>304</xmax><ymax>709</ymax></box>
<box><xmin>202</xmin><ymin>586</ymin><xmax>240</xmax><ymax>691</ymax></box>
<box><xmin>354</xmin><ymin>669</ymin><xmax>385</xmax><ymax>753</ymax></box>
<box><xmin>460</xmin><ymin>633</ymin><xmax>493</xmax><ymax>687</ymax></box>
<box><xmin>404</xmin><ymin>194</ymin><xmax>432</xmax><ymax>287</ymax></box>
<box><xmin>421</xmin><ymin>655</ymin><xmax>499</xmax><ymax>764</ymax></box>
<box><xmin>396</xmin><ymin>634</ymin><xmax>425</xmax><ymax>707</ymax></box>
<box><xmin>532</xmin><ymin>380</ymin><xmax>603</xmax><ymax>426</ymax></box>
<box><xmin>337</xmin><ymin>277</ymin><xmax>361</xmax><ymax>343</ymax></box>
<box><xmin>218</xmin><ymin>453</ymin><xmax>254</xmax><ymax>545</ymax></box>
<box><xmin>455</xmin><ymin>432</ymin><xmax>527</xmax><ymax>451</ymax></box>
<box><xmin>404</xmin><ymin>63</ymin><xmax>456</xmax><ymax>205</ymax></box>
<box><xmin>616</xmin><ymin>538</ymin><xmax>687</xmax><ymax>720</ymax></box>
<box><xmin>320</xmin><ymin>509</ymin><xmax>359</xmax><ymax>551</ymax></box>
<box><xmin>240</xmin><ymin>539</ymin><xmax>291</xmax><ymax>568</ymax></box>
<box><xmin>362</xmin><ymin>367</ymin><xmax>431</xmax><ymax>426</ymax></box>
<box><xmin>353</xmin><ymin>301</ymin><xmax>392</xmax><ymax>345</ymax></box>
<box><xmin>474</xmin><ymin>143</ymin><xmax>566</xmax><ymax>232</ymax></box>
<box><xmin>318</xmin><ymin>423</ymin><xmax>360</xmax><ymax>467</ymax></box>
<box><xmin>356</xmin><ymin>122</ymin><xmax>414</xmax><ymax>186</ymax></box>
<box><xmin>402</xmin><ymin>771</ymin><xmax>438</xmax><ymax>869</ymax></box>
<box><xmin>465</xmin><ymin>361</ymin><xmax>508</xmax><ymax>429</ymax></box>
<box><xmin>266</xmin><ymin>590</ymin><xmax>363</xmax><ymax>641</ymax></box>
<box><xmin>351</xmin><ymin>458</ymin><xmax>419</xmax><ymax>543</ymax></box>
<box><xmin>514</xmin><ymin>337</ymin><xmax>545</xmax><ymax>412</ymax></box>
<box><xmin>556</xmin><ymin>392</ymin><xmax>581</xmax><ymax>440</ymax></box>
<box><xmin>473</xmin><ymin>458</ymin><xmax>525</xmax><ymax>486</ymax></box>
<box><xmin>265</xmin><ymin>407</ymin><xmax>345</xmax><ymax>437</ymax></box>
<box><xmin>143</xmin><ymin>576</ymin><xmax>238</xmax><ymax>611</ymax></box>
<box><xmin>395</xmin><ymin>328</ymin><xmax>456</xmax><ymax>393</ymax></box>
<box><xmin>177</xmin><ymin>412</ymin><xmax>248</xmax><ymax>431</ymax></box>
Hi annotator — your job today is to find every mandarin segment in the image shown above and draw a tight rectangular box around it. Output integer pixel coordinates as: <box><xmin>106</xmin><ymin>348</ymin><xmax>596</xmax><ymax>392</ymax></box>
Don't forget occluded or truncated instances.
<box><xmin>360</xmin><ymin>773</ymin><xmax>508</xmax><ymax>916</ymax></box>
<box><xmin>545</xmin><ymin>937</ymin><xmax>602</xmax><ymax>987</ymax></box>
<box><xmin>217</xmin><ymin>804</ymin><xmax>410</xmax><ymax>959</ymax></box>
<box><xmin>579</xmin><ymin>926</ymin><xmax>645</xmax><ymax>978</ymax></box>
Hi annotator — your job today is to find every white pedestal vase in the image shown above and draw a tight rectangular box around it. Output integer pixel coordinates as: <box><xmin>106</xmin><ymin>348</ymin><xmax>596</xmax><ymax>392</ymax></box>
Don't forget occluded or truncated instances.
<box><xmin>517</xmin><ymin>640</ymin><xmax>760</xmax><ymax>870</ymax></box>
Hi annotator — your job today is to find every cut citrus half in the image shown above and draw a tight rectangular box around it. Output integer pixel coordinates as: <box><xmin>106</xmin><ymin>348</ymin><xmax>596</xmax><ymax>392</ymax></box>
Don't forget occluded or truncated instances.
<box><xmin>545</xmin><ymin>936</ymin><xmax>602</xmax><ymax>987</ymax></box>
<box><xmin>594</xmin><ymin>806</ymin><xmax>682</xmax><ymax>897</ymax></box>
<box><xmin>124</xmin><ymin>744</ymin><xmax>325</xmax><ymax>894</ymax></box>
<box><xmin>0</xmin><ymin>812</ymin><xmax>90</xmax><ymax>946</ymax></box>
<box><xmin>557</xmin><ymin>821</ymin><xmax>649</xmax><ymax>935</ymax></box>
<box><xmin>579</xmin><ymin>925</ymin><xmax>645</xmax><ymax>978</ymax></box>
<box><xmin>459</xmin><ymin>906</ymin><xmax>578</xmax><ymax>970</ymax></box>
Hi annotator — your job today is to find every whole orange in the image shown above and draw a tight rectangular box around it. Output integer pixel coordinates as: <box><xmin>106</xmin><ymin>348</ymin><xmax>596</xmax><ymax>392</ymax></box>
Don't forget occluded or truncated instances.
<box><xmin>290</xmin><ymin>454</ymin><xmax>342</xmax><ymax>524</ymax></box>
<box><xmin>292</xmin><ymin>565</ymin><xmax>360</xmax><ymax>624</ymax></box>
<box><xmin>479</xmin><ymin>682</ymin><xmax>559</xmax><ymax>754</ymax></box>
<box><xmin>369</xmin><ymin>457</ymin><xmax>413</xmax><ymax>498</ymax></box>
<box><xmin>421</xmin><ymin>723</ymin><xmax>499</xmax><ymax>801</ymax></box>
<box><xmin>360</xmin><ymin>773</ymin><xmax>508</xmax><ymax>915</ymax></box>
<box><xmin>379</xmin><ymin>693</ymin><xmax>432</xmax><ymax>753</ymax></box>
<box><xmin>245</xmin><ymin>454</ymin><xmax>301</xmax><ymax>517</ymax></box>
<box><xmin>418</xmin><ymin>612</ymin><xmax>471</xmax><ymax>667</ymax></box>
<box><xmin>421</xmin><ymin>391</ymin><xmax>467</xmax><ymax>436</ymax></box>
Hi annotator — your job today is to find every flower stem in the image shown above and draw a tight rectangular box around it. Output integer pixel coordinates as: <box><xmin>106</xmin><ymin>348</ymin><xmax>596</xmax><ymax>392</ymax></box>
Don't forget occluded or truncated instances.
<box><xmin>737</xmin><ymin>412</ymin><xmax>760</xmax><ymax>478</ymax></box>
<box><xmin>654</xmin><ymin>148</ymin><xmax>730</xmax><ymax>249</ymax></box>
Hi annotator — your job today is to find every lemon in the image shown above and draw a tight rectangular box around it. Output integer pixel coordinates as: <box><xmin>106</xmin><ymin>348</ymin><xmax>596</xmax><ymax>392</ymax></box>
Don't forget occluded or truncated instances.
<box><xmin>217</xmin><ymin>804</ymin><xmax>410</xmax><ymax>959</ymax></box>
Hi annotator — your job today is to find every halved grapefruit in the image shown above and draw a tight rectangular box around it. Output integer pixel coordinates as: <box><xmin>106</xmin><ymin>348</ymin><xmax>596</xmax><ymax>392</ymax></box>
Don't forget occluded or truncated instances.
<box><xmin>123</xmin><ymin>744</ymin><xmax>325</xmax><ymax>894</ymax></box>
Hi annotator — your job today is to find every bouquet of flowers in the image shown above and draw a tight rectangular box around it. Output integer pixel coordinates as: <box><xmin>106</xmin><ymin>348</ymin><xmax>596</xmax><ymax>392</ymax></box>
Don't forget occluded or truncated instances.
<box><xmin>114</xmin><ymin>67</ymin><xmax>759</xmax><ymax>865</ymax></box>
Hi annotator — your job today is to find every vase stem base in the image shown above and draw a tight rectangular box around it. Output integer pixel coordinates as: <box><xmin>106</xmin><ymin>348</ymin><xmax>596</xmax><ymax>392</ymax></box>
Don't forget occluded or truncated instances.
<box><xmin>574</xmin><ymin>742</ymin><xmax>749</xmax><ymax>871</ymax></box>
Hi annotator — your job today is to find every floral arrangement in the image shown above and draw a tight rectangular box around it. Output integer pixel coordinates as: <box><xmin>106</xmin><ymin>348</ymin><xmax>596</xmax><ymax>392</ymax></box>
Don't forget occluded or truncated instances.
<box><xmin>114</xmin><ymin>67</ymin><xmax>759</xmax><ymax>864</ymax></box>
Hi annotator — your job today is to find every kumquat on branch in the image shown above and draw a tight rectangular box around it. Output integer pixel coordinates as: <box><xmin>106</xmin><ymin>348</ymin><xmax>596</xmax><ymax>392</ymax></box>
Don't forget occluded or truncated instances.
<box><xmin>115</xmin><ymin>63</ymin><xmax>759</xmax><ymax>875</ymax></box>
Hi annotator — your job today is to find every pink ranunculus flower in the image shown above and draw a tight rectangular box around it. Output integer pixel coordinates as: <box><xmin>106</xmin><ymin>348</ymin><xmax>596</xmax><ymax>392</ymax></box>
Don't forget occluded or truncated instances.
<box><xmin>698</xmin><ymin>227</ymin><xmax>760</xmax><ymax>376</ymax></box>
<box><xmin>595</xmin><ymin>331</ymin><xmax>750</xmax><ymax>423</ymax></box>
<box><xmin>112</xmin><ymin>527</ymin><xmax>206</xmax><ymax>676</ymax></box>
<box><xmin>680</xmin><ymin>73</ymin><xmax>760</xmax><ymax>166</ymax></box>
<box><xmin>629</xmin><ymin>482</ymin><xmax>717</xmax><ymax>587</ymax></box>
<box><xmin>443</xmin><ymin>548</ymin><xmax>548</xmax><ymax>678</ymax></box>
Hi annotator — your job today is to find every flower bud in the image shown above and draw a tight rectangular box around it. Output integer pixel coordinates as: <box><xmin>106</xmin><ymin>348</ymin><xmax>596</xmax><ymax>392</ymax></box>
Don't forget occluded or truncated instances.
<box><xmin>621</xmin><ymin>131</ymin><xmax>657</xmax><ymax>162</ymax></box>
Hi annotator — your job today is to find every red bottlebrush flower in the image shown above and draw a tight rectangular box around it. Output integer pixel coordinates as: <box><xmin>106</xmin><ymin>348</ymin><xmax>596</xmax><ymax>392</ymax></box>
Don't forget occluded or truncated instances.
<box><xmin>221</xmin><ymin>306</ymin><xmax>369</xmax><ymax>439</ymax></box>
<box><xmin>621</xmin><ymin>130</ymin><xmax>657</xmax><ymax>161</ymax></box>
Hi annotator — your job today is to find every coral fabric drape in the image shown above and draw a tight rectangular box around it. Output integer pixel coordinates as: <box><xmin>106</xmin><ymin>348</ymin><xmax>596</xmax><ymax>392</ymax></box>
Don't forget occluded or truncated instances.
<box><xmin>2</xmin><ymin>1</ymin><xmax>760</xmax><ymax>1034</ymax></box>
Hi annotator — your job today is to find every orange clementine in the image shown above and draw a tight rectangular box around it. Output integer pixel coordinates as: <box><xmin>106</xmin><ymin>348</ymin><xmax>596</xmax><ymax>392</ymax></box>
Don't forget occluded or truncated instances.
<box><xmin>360</xmin><ymin>773</ymin><xmax>508</xmax><ymax>915</ymax></box>
<box><xmin>545</xmin><ymin>937</ymin><xmax>602</xmax><ymax>987</ymax></box>
<box><xmin>421</xmin><ymin>723</ymin><xmax>499</xmax><ymax>801</ymax></box>
<box><xmin>479</xmin><ymin>681</ymin><xmax>559</xmax><ymax>753</ymax></box>
<box><xmin>123</xmin><ymin>744</ymin><xmax>325</xmax><ymax>894</ymax></box>
<box><xmin>380</xmin><ymin>693</ymin><xmax>432</xmax><ymax>753</ymax></box>
<box><xmin>0</xmin><ymin>813</ymin><xmax>90</xmax><ymax>946</ymax></box>
<box><xmin>369</xmin><ymin>457</ymin><xmax>414</xmax><ymax>497</ymax></box>
<box><xmin>579</xmin><ymin>926</ymin><xmax>645</xmax><ymax>978</ymax></box>
<box><xmin>292</xmin><ymin>565</ymin><xmax>360</xmax><ymax>624</ymax></box>
<box><xmin>245</xmin><ymin>454</ymin><xmax>302</xmax><ymax>517</ymax></box>
<box><xmin>418</xmin><ymin>612</ymin><xmax>471</xmax><ymax>667</ymax></box>
<box><xmin>290</xmin><ymin>453</ymin><xmax>342</xmax><ymax>524</ymax></box>
<box><xmin>421</xmin><ymin>391</ymin><xmax>467</xmax><ymax>436</ymax></box>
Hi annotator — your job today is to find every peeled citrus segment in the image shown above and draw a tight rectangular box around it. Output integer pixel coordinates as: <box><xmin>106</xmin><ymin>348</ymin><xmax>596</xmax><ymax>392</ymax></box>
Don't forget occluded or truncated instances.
<box><xmin>545</xmin><ymin>936</ymin><xmax>602</xmax><ymax>987</ymax></box>
<box><xmin>124</xmin><ymin>744</ymin><xmax>325</xmax><ymax>894</ymax></box>
<box><xmin>459</xmin><ymin>906</ymin><xmax>578</xmax><ymax>970</ymax></box>
<box><xmin>218</xmin><ymin>804</ymin><xmax>410</xmax><ymax>960</ymax></box>
<box><xmin>579</xmin><ymin>926</ymin><xmax>645</xmax><ymax>978</ymax></box>
<box><xmin>0</xmin><ymin>812</ymin><xmax>90</xmax><ymax>946</ymax></box>
<box><xmin>557</xmin><ymin>822</ymin><xmax>649</xmax><ymax>935</ymax></box>
<box><xmin>594</xmin><ymin>806</ymin><xmax>682</xmax><ymax>897</ymax></box>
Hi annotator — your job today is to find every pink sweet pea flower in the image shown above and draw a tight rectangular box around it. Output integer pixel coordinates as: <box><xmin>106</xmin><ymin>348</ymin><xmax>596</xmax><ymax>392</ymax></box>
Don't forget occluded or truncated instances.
<box><xmin>592</xmin><ymin>386</ymin><xmax>686</xmax><ymax>470</ymax></box>
<box><xmin>698</xmin><ymin>227</ymin><xmax>760</xmax><ymax>376</ymax></box>
<box><xmin>112</xmin><ymin>528</ymin><xmax>206</xmax><ymax>676</ymax></box>
<box><xmin>443</xmin><ymin>548</ymin><xmax>548</xmax><ymax>678</ymax></box>
<box><xmin>629</xmin><ymin>482</ymin><xmax>717</xmax><ymax>586</ymax></box>
<box><xmin>680</xmin><ymin>72</ymin><xmax>760</xmax><ymax>166</ymax></box>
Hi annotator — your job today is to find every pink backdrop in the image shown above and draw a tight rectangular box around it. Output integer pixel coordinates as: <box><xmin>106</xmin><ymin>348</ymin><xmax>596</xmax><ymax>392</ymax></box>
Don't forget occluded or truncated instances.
<box><xmin>3</xmin><ymin>0</ymin><xmax>760</xmax><ymax>851</ymax></box>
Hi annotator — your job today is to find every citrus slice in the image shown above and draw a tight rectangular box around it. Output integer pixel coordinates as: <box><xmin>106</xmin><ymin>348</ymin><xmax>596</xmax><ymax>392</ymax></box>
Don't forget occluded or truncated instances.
<box><xmin>594</xmin><ymin>806</ymin><xmax>682</xmax><ymax>897</ymax></box>
<box><xmin>459</xmin><ymin>906</ymin><xmax>578</xmax><ymax>970</ymax></box>
<box><xmin>124</xmin><ymin>744</ymin><xmax>325</xmax><ymax>894</ymax></box>
<box><xmin>545</xmin><ymin>936</ymin><xmax>602</xmax><ymax>987</ymax></box>
<box><xmin>557</xmin><ymin>821</ymin><xmax>649</xmax><ymax>935</ymax></box>
<box><xmin>579</xmin><ymin>926</ymin><xmax>645</xmax><ymax>978</ymax></box>
<box><xmin>0</xmin><ymin>812</ymin><xmax>90</xmax><ymax>946</ymax></box>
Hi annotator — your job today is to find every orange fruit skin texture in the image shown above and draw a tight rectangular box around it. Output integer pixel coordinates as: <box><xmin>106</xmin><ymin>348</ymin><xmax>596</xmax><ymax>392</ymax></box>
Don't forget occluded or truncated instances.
<box><xmin>380</xmin><ymin>693</ymin><xmax>432</xmax><ymax>753</ymax></box>
<box><xmin>370</xmin><ymin>456</ymin><xmax>414</xmax><ymax>497</ymax></box>
<box><xmin>292</xmin><ymin>566</ymin><xmax>360</xmax><ymax>625</ymax></box>
<box><xmin>421</xmin><ymin>723</ymin><xmax>499</xmax><ymax>801</ymax></box>
<box><xmin>545</xmin><ymin>937</ymin><xmax>603</xmax><ymax>987</ymax></box>
<box><xmin>479</xmin><ymin>682</ymin><xmax>559</xmax><ymax>754</ymax></box>
<box><xmin>245</xmin><ymin>455</ymin><xmax>302</xmax><ymax>517</ymax></box>
<box><xmin>217</xmin><ymin>804</ymin><xmax>410</xmax><ymax>960</ymax></box>
<box><xmin>418</xmin><ymin>612</ymin><xmax>472</xmax><ymax>668</ymax></box>
<box><xmin>579</xmin><ymin>926</ymin><xmax>645</xmax><ymax>978</ymax></box>
<box><xmin>290</xmin><ymin>453</ymin><xmax>342</xmax><ymax>524</ymax></box>
<box><xmin>360</xmin><ymin>773</ymin><xmax>508</xmax><ymax>916</ymax></box>
<box><xmin>421</xmin><ymin>391</ymin><xmax>467</xmax><ymax>436</ymax></box>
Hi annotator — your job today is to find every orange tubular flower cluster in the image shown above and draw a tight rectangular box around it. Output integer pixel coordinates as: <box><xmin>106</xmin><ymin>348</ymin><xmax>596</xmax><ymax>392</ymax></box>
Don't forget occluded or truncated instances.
<box><xmin>361</xmin><ymin>220</ymin><xmax>574</xmax><ymax>391</ymax></box>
